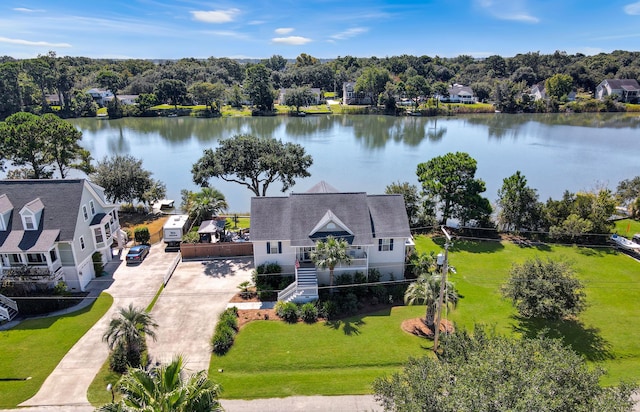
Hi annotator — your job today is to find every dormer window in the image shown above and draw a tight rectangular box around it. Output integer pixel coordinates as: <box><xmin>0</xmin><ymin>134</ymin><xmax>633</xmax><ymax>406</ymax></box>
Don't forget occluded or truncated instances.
<box><xmin>24</xmin><ymin>215</ymin><xmax>35</xmax><ymax>230</ymax></box>
<box><xmin>20</xmin><ymin>198</ymin><xmax>44</xmax><ymax>231</ymax></box>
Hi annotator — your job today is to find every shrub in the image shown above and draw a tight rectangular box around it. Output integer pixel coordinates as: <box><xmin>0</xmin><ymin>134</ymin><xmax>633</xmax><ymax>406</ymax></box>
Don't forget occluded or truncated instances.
<box><xmin>181</xmin><ymin>231</ymin><xmax>200</xmax><ymax>243</ymax></box>
<box><xmin>210</xmin><ymin>307</ymin><xmax>239</xmax><ymax>355</ymax></box>
<box><xmin>109</xmin><ymin>342</ymin><xmax>129</xmax><ymax>373</ymax></box>
<box><xmin>211</xmin><ymin>324</ymin><xmax>235</xmax><ymax>355</ymax></box>
<box><xmin>338</xmin><ymin>292</ymin><xmax>360</xmax><ymax>315</ymax></box>
<box><xmin>92</xmin><ymin>252</ymin><xmax>103</xmax><ymax>276</ymax></box>
<box><xmin>53</xmin><ymin>281</ymin><xmax>68</xmax><ymax>296</ymax></box>
<box><xmin>275</xmin><ymin>301</ymin><xmax>299</xmax><ymax>323</ymax></box>
<box><xmin>134</xmin><ymin>227</ymin><xmax>150</xmax><ymax>244</ymax></box>
<box><xmin>299</xmin><ymin>302</ymin><xmax>319</xmax><ymax>323</ymax></box>
<box><xmin>319</xmin><ymin>300</ymin><xmax>339</xmax><ymax>320</ymax></box>
<box><xmin>219</xmin><ymin>310</ymin><xmax>239</xmax><ymax>332</ymax></box>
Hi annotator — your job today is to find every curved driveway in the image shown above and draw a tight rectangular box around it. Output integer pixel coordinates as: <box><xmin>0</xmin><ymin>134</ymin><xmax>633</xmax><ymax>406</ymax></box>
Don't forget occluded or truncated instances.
<box><xmin>20</xmin><ymin>243</ymin><xmax>176</xmax><ymax>409</ymax></box>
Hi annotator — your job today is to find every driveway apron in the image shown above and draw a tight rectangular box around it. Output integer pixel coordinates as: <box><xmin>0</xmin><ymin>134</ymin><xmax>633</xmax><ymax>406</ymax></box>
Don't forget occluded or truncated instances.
<box><xmin>19</xmin><ymin>243</ymin><xmax>175</xmax><ymax>408</ymax></box>
<box><xmin>145</xmin><ymin>257</ymin><xmax>253</xmax><ymax>374</ymax></box>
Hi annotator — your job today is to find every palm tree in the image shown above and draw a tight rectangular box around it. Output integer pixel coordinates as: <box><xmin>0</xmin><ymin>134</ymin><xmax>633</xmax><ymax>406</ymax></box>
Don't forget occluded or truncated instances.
<box><xmin>310</xmin><ymin>235</ymin><xmax>351</xmax><ymax>290</ymax></box>
<box><xmin>404</xmin><ymin>272</ymin><xmax>457</xmax><ymax>330</ymax></box>
<box><xmin>186</xmin><ymin>187</ymin><xmax>228</xmax><ymax>225</ymax></box>
<box><xmin>103</xmin><ymin>304</ymin><xmax>158</xmax><ymax>369</ymax></box>
<box><xmin>98</xmin><ymin>355</ymin><xmax>223</xmax><ymax>412</ymax></box>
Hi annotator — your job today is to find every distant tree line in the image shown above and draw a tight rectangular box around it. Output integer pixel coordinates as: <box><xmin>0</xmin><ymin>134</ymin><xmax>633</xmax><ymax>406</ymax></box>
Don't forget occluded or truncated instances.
<box><xmin>2</xmin><ymin>49</ymin><xmax>640</xmax><ymax>119</ymax></box>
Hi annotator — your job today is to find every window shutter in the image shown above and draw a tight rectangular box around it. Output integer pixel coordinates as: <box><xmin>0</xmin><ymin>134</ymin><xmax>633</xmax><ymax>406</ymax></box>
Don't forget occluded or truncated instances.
<box><xmin>266</xmin><ymin>242</ymin><xmax>271</xmax><ymax>254</ymax></box>
<box><xmin>378</xmin><ymin>239</ymin><xmax>382</xmax><ymax>251</ymax></box>
<box><xmin>278</xmin><ymin>241</ymin><xmax>282</xmax><ymax>254</ymax></box>
<box><xmin>390</xmin><ymin>239</ymin><xmax>394</xmax><ymax>251</ymax></box>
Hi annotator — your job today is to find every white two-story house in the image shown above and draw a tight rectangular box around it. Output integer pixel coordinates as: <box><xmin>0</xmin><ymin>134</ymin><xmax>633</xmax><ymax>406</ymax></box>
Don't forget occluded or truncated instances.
<box><xmin>0</xmin><ymin>179</ymin><xmax>125</xmax><ymax>293</ymax></box>
<box><xmin>251</xmin><ymin>182</ymin><xmax>413</xmax><ymax>303</ymax></box>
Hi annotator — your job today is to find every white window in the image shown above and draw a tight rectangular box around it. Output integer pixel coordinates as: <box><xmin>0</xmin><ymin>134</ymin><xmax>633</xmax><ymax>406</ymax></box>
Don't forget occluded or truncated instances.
<box><xmin>94</xmin><ymin>227</ymin><xmax>104</xmax><ymax>244</ymax></box>
<box><xmin>378</xmin><ymin>238</ymin><xmax>394</xmax><ymax>252</ymax></box>
<box><xmin>267</xmin><ymin>241</ymin><xmax>281</xmax><ymax>254</ymax></box>
<box><xmin>80</xmin><ymin>236</ymin><xmax>86</xmax><ymax>250</ymax></box>
<box><xmin>50</xmin><ymin>249</ymin><xmax>58</xmax><ymax>262</ymax></box>
<box><xmin>82</xmin><ymin>205</ymin><xmax>89</xmax><ymax>221</ymax></box>
<box><xmin>24</xmin><ymin>215</ymin><xmax>35</xmax><ymax>230</ymax></box>
<box><xmin>27</xmin><ymin>253</ymin><xmax>45</xmax><ymax>263</ymax></box>
<box><xmin>90</xmin><ymin>201</ymin><xmax>95</xmax><ymax>216</ymax></box>
<box><xmin>104</xmin><ymin>222</ymin><xmax>111</xmax><ymax>238</ymax></box>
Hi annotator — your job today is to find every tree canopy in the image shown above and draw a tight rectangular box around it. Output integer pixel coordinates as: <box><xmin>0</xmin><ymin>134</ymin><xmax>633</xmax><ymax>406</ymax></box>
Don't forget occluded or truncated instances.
<box><xmin>497</xmin><ymin>171</ymin><xmax>542</xmax><ymax>231</ymax></box>
<box><xmin>416</xmin><ymin>152</ymin><xmax>490</xmax><ymax>226</ymax></box>
<box><xmin>373</xmin><ymin>326</ymin><xmax>635</xmax><ymax>412</ymax></box>
<box><xmin>0</xmin><ymin>112</ymin><xmax>84</xmax><ymax>178</ymax></box>
<box><xmin>502</xmin><ymin>257</ymin><xmax>586</xmax><ymax>320</ymax></box>
<box><xmin>283</xmin><ymin>86</ymin><xmax>315</xmax><ymax>113</ymax></box>
<box><xmin>192</xmin><ymin>134</ymin><xmax>313</xmax><ymax>196</ymax></box>
<box><xmin>91</xmin><ymin>154</ymin><xmax>164</xmax><ymax>204</ymax></box>
<box><xmin>244</xmin><ymin>64</ymin><xmax>275</xmax><ymax>111</ymax></box>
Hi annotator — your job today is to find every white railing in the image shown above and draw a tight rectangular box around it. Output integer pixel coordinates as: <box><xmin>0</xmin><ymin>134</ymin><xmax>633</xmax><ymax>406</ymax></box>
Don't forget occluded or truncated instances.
<box><xmin>0</xmin><ymin>293</ymin><xmax>18</xmax><ymax>320</ymax></box>
<box><xmin>277</xmin><ymin>281</ymin><xmax>298</xmax><ymax>302</ymax></box>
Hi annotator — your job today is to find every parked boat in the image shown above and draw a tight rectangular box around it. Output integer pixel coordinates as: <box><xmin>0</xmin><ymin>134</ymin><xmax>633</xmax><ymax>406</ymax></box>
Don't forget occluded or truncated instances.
<box><xmin>610</xmin><ymin>234</ymin><xmax>640</xmax><ymax>252</ymax></box>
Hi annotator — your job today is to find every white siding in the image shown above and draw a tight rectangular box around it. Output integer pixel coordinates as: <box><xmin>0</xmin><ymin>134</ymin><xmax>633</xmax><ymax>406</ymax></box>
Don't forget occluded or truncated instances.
<box><xmin>368</xmin><ymin>237</ymin><xmax>406</xmax><ymax>279</ymax></box>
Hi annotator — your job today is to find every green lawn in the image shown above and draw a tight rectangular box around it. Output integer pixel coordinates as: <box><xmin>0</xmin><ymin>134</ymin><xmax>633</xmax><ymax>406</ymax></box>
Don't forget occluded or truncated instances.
<box><xmin>416</xmin><ymin>235</ymin><xmax>640</xmax><ymax>385</ymax></box>
<box><xmin>211</xmin><ymin>305</ymin><xmax>430</xmax><ymax>399</ymax></box>
<box><xmin>0</xmin><ymin>293</ymin><xmax>113</xmax><ymax>408</ymax></box>
<box><xmin>614</xmin><ymin>218</ymin><xmax>640</xmax><ymax>237</ymax></box>
<box><xmin>212</xmin><ymin>235</ymin><xmax>640</xmax><ymax>399</ymax></box>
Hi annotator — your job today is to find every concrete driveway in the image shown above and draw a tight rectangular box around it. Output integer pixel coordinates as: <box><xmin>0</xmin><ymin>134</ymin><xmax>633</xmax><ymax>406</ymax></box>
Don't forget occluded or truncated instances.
<box><xmin>146</xmin><ymin>258</ymin><xmax>253</xmax><ymax>374</ymax></box>
<box><xmin>19</xmin><ymin>243</ymin><xmax>177</xmax><ymax>409</ymax></box>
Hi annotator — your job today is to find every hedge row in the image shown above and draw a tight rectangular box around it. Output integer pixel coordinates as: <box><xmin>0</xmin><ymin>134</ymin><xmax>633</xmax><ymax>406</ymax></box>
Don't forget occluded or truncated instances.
<box><xmin>210</xmin><ymin>306</ymin><xmax>239</xmax><ymax>355</ymax></box>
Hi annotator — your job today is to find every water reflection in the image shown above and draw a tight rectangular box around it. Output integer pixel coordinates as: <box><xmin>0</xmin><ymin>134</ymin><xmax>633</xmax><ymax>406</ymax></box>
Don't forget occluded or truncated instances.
<box><xmin>67</xmin><ymin>113</ymin><xmax>640</xmax><ymax>212</ymax></box>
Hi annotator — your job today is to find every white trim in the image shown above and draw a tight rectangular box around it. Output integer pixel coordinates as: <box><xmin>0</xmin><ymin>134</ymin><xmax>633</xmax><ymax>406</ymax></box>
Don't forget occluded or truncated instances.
<box><xmin>308</xmin><ymin>210</ymin><xmax>353</xmax><ymax>237</ymax></box>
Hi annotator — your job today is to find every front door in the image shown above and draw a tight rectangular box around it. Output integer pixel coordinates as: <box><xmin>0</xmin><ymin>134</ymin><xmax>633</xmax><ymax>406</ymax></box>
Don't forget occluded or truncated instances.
<box><xmin>298</xmin><ymin>247</ymin><xmax>314</xmax><ymax>263</ymax></box>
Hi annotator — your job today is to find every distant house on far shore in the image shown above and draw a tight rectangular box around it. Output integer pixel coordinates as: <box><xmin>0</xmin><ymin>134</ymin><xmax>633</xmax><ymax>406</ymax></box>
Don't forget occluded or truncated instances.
<box><xmin>342</xmin><ymin>82</ymin><xmax>374</xmax><ymax>105</ymax></box>
<box><xmin>440</xmin><ymin>84</ymin><xmax>477</xmax><ymax>104</ymax></box>
<box><xmin>530</xmin><ymin>82</ymin><xmax>576</xmax><ymax>102</ymax></box>
<box><xmin>595</xmin><ymin>79</ymin><xmax>640</xmax><ymax>103</ymax></box>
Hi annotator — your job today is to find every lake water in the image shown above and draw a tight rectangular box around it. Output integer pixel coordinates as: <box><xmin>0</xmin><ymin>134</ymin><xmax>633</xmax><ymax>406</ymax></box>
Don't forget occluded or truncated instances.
<box><xmin>69</xmin><ymin>113</ymin><xmax>640</xmax><ymax>213</ymax></box>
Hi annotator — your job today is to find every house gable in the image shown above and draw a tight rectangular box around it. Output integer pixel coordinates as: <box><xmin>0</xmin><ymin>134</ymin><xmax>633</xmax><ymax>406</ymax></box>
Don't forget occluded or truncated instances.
<box><xmin>0</xmin><ymin>194</ymin><xmax>13</xmax><ymax>231</ymax></box>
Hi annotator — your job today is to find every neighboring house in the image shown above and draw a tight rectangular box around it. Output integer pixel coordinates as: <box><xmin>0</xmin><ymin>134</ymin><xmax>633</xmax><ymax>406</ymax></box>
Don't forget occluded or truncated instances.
<box><xmin>45</xmin><ymin>94</ymin><xmax>63</xmax><ymax>106</ymax></box>
<box><xmin>342</xmin><ymin>82</ymin><xmax>374</xmax><ymax>105</ymax></box>
<box><xmin>251</xmin><ymin>181</ymin><xmax>413</xmax><ymax>303</ymax></box>
<box><xmin>278</xmin><ymin>88</ymin><xmax>322</xmax><ymax>105</ymax></box>
<box><xmin>104</xmin><ymin>94</ymin><xmax>140</xmax><ymax>105</ymax></box>
<box><xmin>530</xmin><ymin>82</ymin><xmax>576</xmax><ymax>101</ymax></box>
<box><xmin>0</xmin><ymin>179</ymin><xmax>125</xmax><ymax>293</ymax></box>
<box><xmin>87</xmin><ymin>88</ymin><xmax>114</xmax><ymax>106</ymax></box>
<box><xmin>440</xmin><ymin>84</ymin><xmax>477</xmax><ymax>104</ymax></box>
<box><xmin>595</xmin><ymin>79</ymin><xmax>640</xmax><ymax>103</ymax></box>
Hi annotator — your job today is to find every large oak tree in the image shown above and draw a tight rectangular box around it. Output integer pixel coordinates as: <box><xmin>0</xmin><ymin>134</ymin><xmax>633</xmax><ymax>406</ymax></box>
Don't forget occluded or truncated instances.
<box><xmin>192</xmin><ymin>134</ymin><xmax>313</xmax><ymax>196</ymax></box>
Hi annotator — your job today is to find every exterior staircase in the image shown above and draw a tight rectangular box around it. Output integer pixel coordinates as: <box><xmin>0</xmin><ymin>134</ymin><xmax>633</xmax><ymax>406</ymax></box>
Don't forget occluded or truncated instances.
<box><xmin>278</xmin><ymin>267</ymin><xmax>319</xmax><ymax>303</ymax></box>
<box><xmin>0</xmin><ymin>294</ymin><xmax>18</xmax><ymax>322</ymax></box>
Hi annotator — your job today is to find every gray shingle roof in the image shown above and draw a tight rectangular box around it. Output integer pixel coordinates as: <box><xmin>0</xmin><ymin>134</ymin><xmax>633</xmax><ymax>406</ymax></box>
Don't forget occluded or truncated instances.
<box><xmin>602</xmin><ymin>79</ymin><xmax>640</xmax><ymax>90</ymax></box>
<box><xmin>0</xmin><ymin>179</ymin><xmax>86</xmax><ymax>243</ymax></box>
<box><xmin>251</xmin><ymin>190</ymin><xmax>411</xmax><ymax>247</ymax></box>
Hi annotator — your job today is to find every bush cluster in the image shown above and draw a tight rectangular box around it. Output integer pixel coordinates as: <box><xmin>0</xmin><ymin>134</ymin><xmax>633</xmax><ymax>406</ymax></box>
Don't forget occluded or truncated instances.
<box><xmin>211</xmin><ymin>307</ymin><xmax>239</xmax><ymax>355</ymax></box>
<box><xmin>134</xmin><ymin>227</ymin><xmax>150</xmax><ymax>244</ymax></box>
<box><xmin>274</xmin><ymin>301</ymin><xmax>320</xmax><ymax>324</ymax></box>
<box><xmin>252</xmin><ymin>263</ymin><xmax>294</xmax><ymax>301</ymax></box>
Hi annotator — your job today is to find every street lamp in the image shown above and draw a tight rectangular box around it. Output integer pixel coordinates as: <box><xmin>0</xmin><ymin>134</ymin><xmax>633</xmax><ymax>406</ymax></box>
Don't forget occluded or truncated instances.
<box><xmin>433</xmin><ymin>226</ymin><xmax>452</xmax><ymax>352</ymax></box>
<box><xmin>106</xmin><ymin>383</ymin><xmax>114</xmax><ymax>403</ymax></box>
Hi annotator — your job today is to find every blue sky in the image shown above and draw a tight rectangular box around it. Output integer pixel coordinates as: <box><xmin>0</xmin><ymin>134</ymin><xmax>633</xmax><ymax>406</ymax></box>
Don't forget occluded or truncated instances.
<box><xmin>1</xmin><ymin>0</ymin><xmax>639</xmax><ymax>60</ymax></box>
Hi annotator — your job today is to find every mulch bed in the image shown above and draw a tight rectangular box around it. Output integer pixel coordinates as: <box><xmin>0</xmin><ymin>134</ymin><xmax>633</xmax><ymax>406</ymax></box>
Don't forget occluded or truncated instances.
<box><xmin>400</xmin><ymin>317</ymin><xmax>455</xmax><ymax>338</ymax></box>
<box><xmin>230</xmin><ymin>292</ymin><xmax>454</xmax><ymax>337</ymax></box>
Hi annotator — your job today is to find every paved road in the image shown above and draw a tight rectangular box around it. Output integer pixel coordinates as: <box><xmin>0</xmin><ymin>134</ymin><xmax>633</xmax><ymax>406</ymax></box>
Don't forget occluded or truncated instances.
<box><xmin>19</xmin><ymin>243</ymin><xmax>177</xmax><ymax>409</ymax></box>
<box><xmin>146</xmin><ymin>258</ymin><xmax>253</xmax><ymax>374</ymax></box>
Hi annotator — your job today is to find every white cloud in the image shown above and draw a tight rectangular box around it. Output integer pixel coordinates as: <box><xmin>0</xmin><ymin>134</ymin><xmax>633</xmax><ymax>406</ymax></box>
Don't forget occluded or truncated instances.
<box><xmin>272</xmin><ymin>36</ymin><xmax>312</xmax><ymax>45</ymax></box>
<box><xmin>275</xmin><ymin>27</ymin><xmax>294</xmax><ymax>35</ymax></box>
<box><xmin>0</xmin><ymin>36</ymin><xmax>71</xmax><ymax>48</ymax></box>
<box><xmin>201</xmin><ymin>30</ymin><xmax>250</xmax><ymax>40</ymax></box>
<box><xmin>13</xmin><ymin>7</ymin><xmax>45</xmax><ymax>12</ymax></box>
<box><xmin>330</xmin><ymin>27</ymin><xmax>368</xmax><ymax>40</ymax></box>
<box><xmin>191</xmin><ymin>9</ymin><xmax>239</xmax><ymax>23</ymax></box>
<box><xmin>624</xmin><ymin>2</ymin><xmax>640</xmax><ymax>15</ymax></box>
<box><xmin>475</xmin><ymin>0</ymin><xmax>540</xmax><ymax>23</ymax></box>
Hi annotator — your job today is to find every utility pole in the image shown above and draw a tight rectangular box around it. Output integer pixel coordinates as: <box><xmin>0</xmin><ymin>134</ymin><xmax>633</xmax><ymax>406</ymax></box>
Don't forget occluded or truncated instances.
<box><xmin>433</xmin><ymin>226</ymin><xmax>452</xmax><ymax>352</ymax></box>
